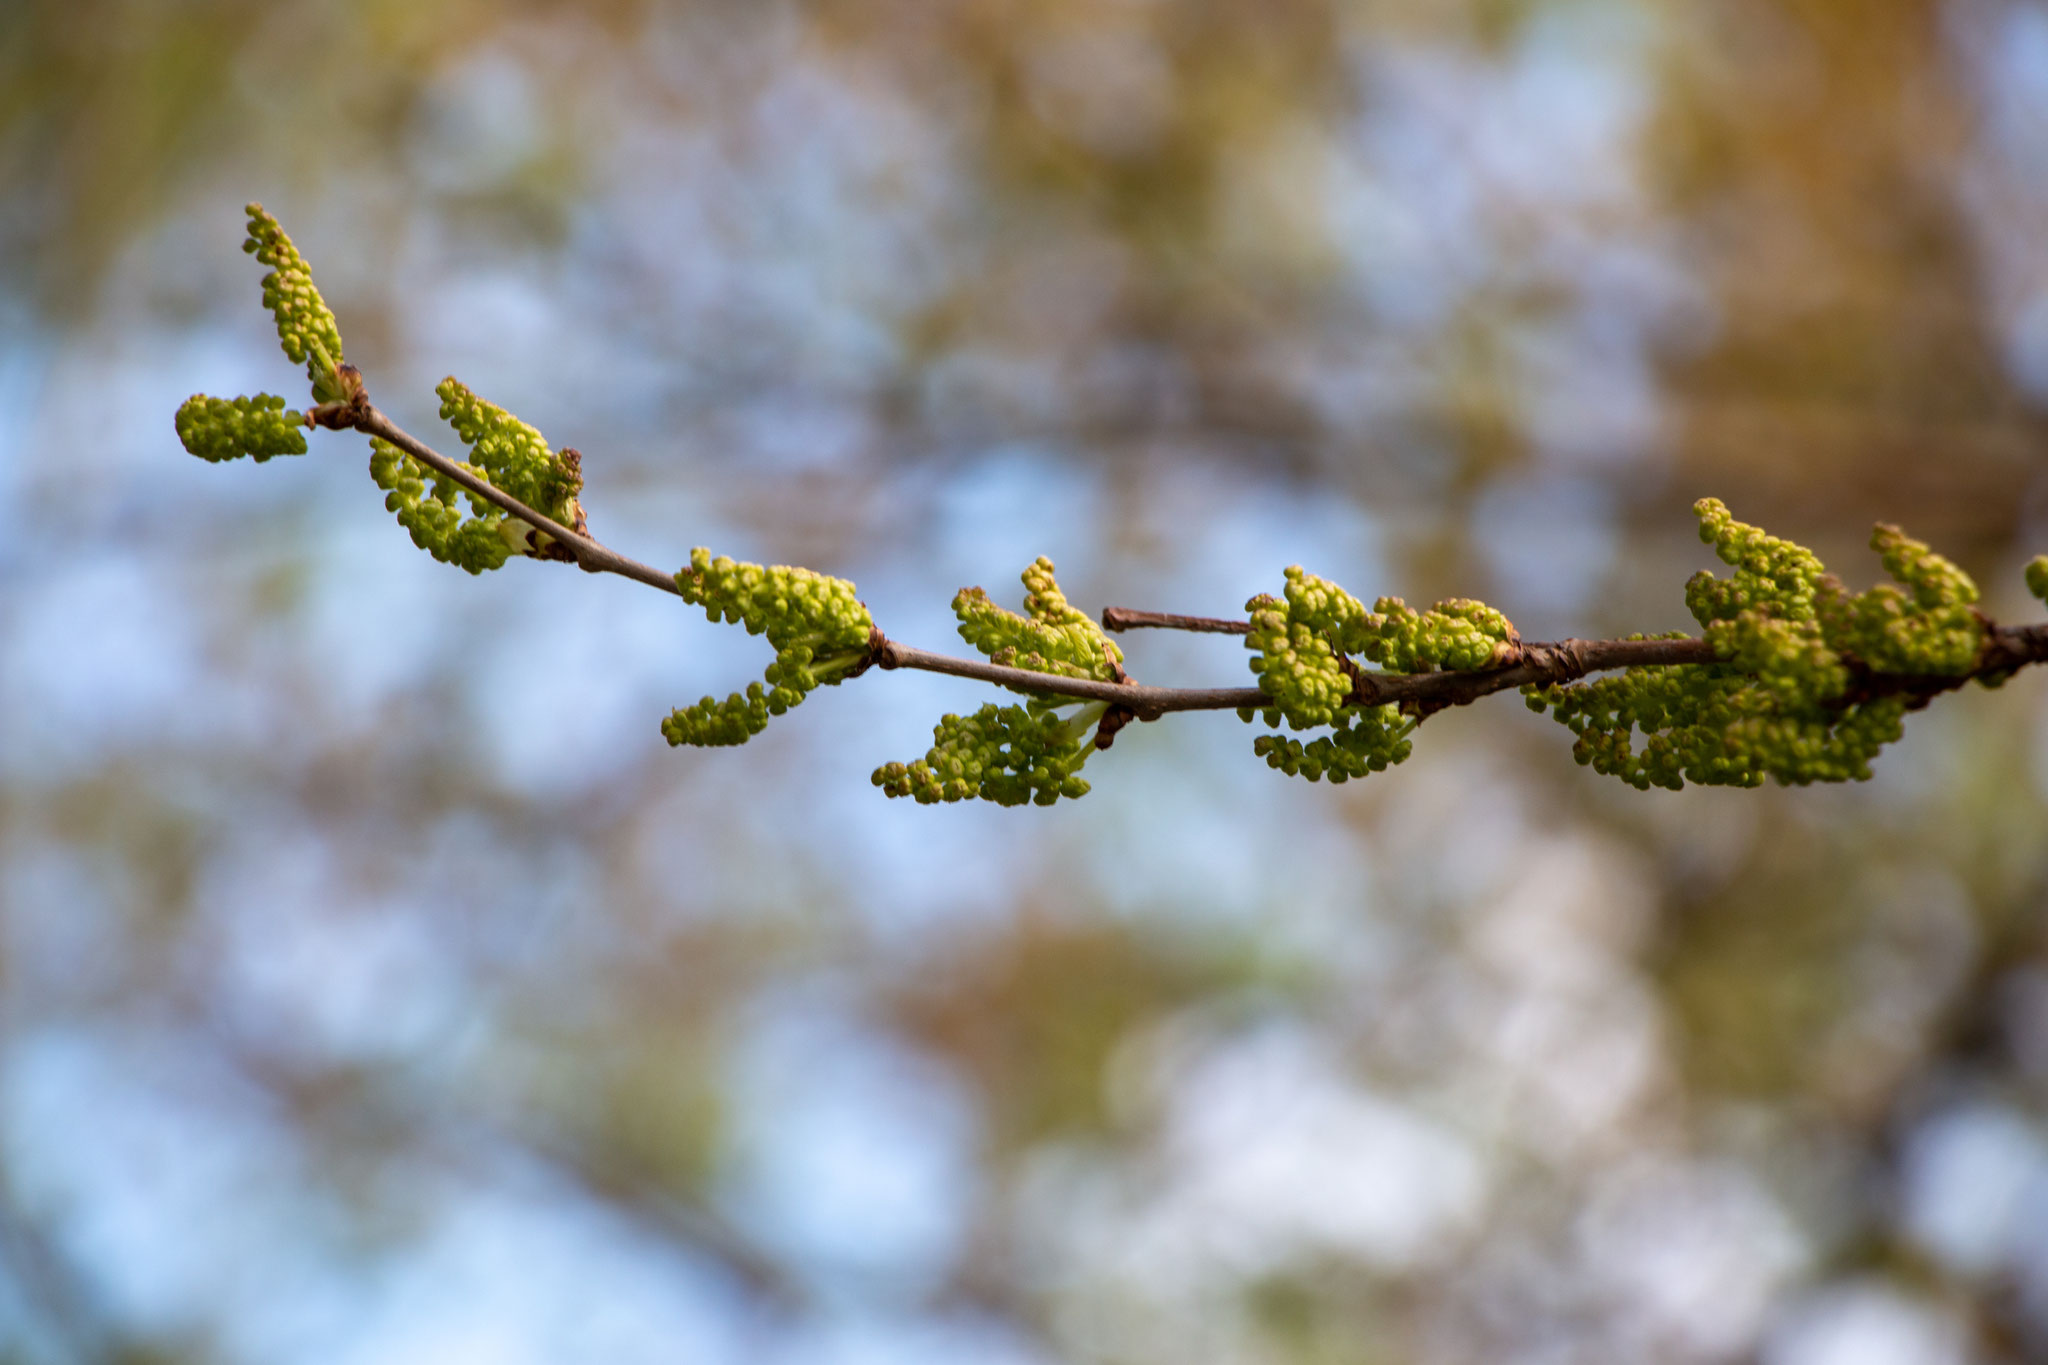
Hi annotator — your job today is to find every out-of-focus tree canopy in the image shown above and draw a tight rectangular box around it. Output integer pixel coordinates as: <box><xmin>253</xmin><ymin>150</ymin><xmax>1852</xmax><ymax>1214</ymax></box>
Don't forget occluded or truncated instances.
<box><xmin>4</xmin><ymin>1</ymin><xmax>2048</xmax><ymax>1362</ymax></box>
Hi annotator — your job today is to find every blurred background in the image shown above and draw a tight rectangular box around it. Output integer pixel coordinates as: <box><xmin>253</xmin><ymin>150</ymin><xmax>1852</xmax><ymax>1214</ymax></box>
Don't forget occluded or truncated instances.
<box><xmin>4</xmin><ymin>1</ymin><xmax>2048</xmax><ymax>1361</ymax></box>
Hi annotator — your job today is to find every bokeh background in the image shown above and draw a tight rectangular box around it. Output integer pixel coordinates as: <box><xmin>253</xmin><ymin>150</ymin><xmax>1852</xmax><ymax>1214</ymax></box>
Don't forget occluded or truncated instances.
<box><xmin>5</xmin><ymin>1</ymin><xmax>2048</xmax><ymax>1361</ymax></box>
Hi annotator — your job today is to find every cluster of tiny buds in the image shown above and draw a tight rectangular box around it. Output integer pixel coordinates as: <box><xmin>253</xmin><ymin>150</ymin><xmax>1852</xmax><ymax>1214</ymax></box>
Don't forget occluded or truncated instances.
<box><xmin>174</xmin><ymin>207</ymin><xmax>342</xmax><ymax>467</ymax></box>
<box><xmin>174</xmin><ymin>393</ymin><xmax>307</xmax><ymax>464</ymax></box>
<box><xmin>1241</xmin><ymin>569</ymin><xmax>1517</xmax><ymax>755</ymax></box>
<box><xmin>1245</xmin><ymin>707</ymin><xmax>1414</xmax><ymax>783</ymax></box>
<box><xmin>368</xmin><ymin>436</ymin><xmax>515</xmax><ymax>575</ymax></box>
<box><xmin>363</xmin><ymin>379</ymin><xmax>591</xmax><ymax>575</ymax></box>
<box><xmin>434</xmin><ymin>378</ymin><xmax>583</xmax><ymax>526</ymax></box>
<box><xmin>953</xmin><ymin>556</ymin><xmax>1123</xmax><ymax>682</ymax></box>
<box><xmin>870</xmin><ymin>558</ymin><xmax>1116</xmax><ymax>805</ymax></box>
<box><xmin>243</xmin><ymin>203</ymin><xmax>347</xmax><ymax>401</ymax></box>
<box><xmin>873</xmin><ymin>702</ymin><xmax>1096</xmax><ymax>806</ymax></box>
<box><xmin>1244</xmin><ymin>591</ymin><xmax>1353</xmax><ymax>729</ymax></box>
<box><xmin>664</xmin><ymin>549</ymin><xmax>874</xmax><ymax>749</ymax></box>
<box><xmin>1358</xmin><ymin>597</ymin><xmax>1518</xmax><ymax>674</ymax></box>
<box><xmin>1526</xmin><ymin>500</ymin><xmax>1979</xmax><ymax>789</ymax></box>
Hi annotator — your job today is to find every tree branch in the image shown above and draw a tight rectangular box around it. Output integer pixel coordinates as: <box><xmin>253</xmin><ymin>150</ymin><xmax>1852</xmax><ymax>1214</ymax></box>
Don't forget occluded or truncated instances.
<box><xmin>348</xmin><ymin>399</ymin><xmax>684</xmax><ymax>597</ymax></box>
<box><xmin>871</xmin><ymin>639</ymin><xmax>1260</xmax><ymax>715</ymax></box>
<box><xmin>1100</xmin><ymin>608</ymin><xmax>1251</xmax><ymax>635</ymax></box>
<box><xmin>321</xmin><ymin>386</ymin><xmax>2048</xmax><ymax>722</ymax></box>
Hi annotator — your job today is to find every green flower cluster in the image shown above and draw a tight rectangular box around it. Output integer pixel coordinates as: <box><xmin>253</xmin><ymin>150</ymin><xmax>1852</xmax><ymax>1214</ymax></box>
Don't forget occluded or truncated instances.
<box><xmin>367</xmin><ymin>378</ymin><xmax>586</xmax><ymax>574</ymax></box>
<box><xmin>874</xmin><ymin>558</ymin><xmax>1119</xmax><ymax>804</ymax></box>
<box><xmin>433</xmin><ymin>378</ymin><xmax>584</xmax><ymax>527</ymax></box>
<box><xmin>368</xmin><ymin>436</ymin><xmax>515</xmax><ymax>574</ymax></box>
<box><xmin>873</xmin><ymin>701</ymin><xmax>1099</xmax><ymax>806</ymax></box>
<box><xmin>1816</xmin><ymin>524</ymin><xmax>1981</xmax><ymax>676</ymax></box>
<box><xmin>243</xmin><ymin>203</ymin><xmax>347</xmax><ymax>402</ymax></box>
<box><xmin>663</xmin><ymin>547</ymin><xmax>874</xmax><ymax>747</ymax></box>
<box><xmin>2030</xmin><ymin>556</ymin><xmax>2048</xmax><ymax>606</ymax></box>
<box><xmin>1241</xmin><ymin>705</ymin><xmax>1415</xmax><ymax>783</ymax></box>
<box><xmin>1357</xmin><ymin>596</ymin><xmax>1518</xmax><ymax>673</ymax></box>
<box><xmin>1528</xmin><ymin>637</ymin><xmax>1905</xmax><ymax>790</ymax></box>
<box><xmin>953</xmin><ymin>557</ymin><xmax>1123</xmax><ymax>683</ymax></box>
<box><xmin>1681</xmin><ymin>496</ymin><xmax>1827</xmax><ymax>624</ymax></box>
<box><xmin>174</xmin><ymin>393</ymin><xmax>306</xmax><ymax>463</ymax></box>
<box><xmin>1244</xmin><ymin>571</ymin><xmax>1363</xmax><ymax>729</ymax></box>
<box><xmin>1525</xmin><ymin>499</ymin><xmax>1984</xmax><ymax>790</ymax></box>
<box><xmin>1246</xmin><ymin>568</ymin><xmax>1520</xmax><ymax>728</ymax></box>
<box><xmin>1239</xmin><ymin>566</ymin><xmax>1514</xmax><ymax>783</ymax></box>
<box><xmin>177</xmin><ymin>208</ymin><xmax>344</xmax><ymax>467</ymax></box>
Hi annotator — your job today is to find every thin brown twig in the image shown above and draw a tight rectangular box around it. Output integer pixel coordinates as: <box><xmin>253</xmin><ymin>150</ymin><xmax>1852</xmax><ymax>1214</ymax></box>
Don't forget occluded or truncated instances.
<box><xmin>870</xmin><ymin>640</ymin><xmax>1256</xmax><ymax>715</ymax></box>
<box><xmin>324</xmin><ymin>388</ymin><xmax>2048</xmax><ymax>719</ymax></box>
<box><xmin>1101</xmin><ymin>607</ymin><xmax>1252</xmax><ymax>635</ymax></box>
<box><xmin>350</xmin><ymin>401</ymin><xmax>684</xmax><ymax>597</ymax></box>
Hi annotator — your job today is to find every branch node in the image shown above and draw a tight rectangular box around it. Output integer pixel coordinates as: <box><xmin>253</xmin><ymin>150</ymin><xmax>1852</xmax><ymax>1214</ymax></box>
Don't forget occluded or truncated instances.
<box><xmin>1543</xmin><ymin>638</ymin><xmax>1594</xmax><ymax>683</ymax></box>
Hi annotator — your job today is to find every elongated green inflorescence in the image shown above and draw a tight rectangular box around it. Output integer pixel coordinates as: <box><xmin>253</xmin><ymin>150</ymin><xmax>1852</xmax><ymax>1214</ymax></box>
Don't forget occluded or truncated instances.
<box><xmin>433</xmin><ymin>378</ymin><xmax>584</xmax><ymax>526</ymax></box>
<box><xmin>1523</xmin><ymin>499</ymin><xmax>1989</xmax><ymax>790</ymax></box>
<box><xmin>367</xmin><ymin>378</ymin><xmax>586</xmax><ymax>574</ymax></box>
<box><xmin>873</xmin><ymin>701</ymin><xmax>1099</xmax><ymax>806</ymax></box>
<box><xmin>1243</xmin><ymin>706</ymin><xmax>1415</xmax><ymax>783</ymax></box>
<box><xmin>175</xmin><ymin>207</ymin><xmax>337</xmax><ymax>466</ymax></box>
<box><xmin>953</xmin><ymin>557</ymin><xmax>1123</xmax><ymax>682</ymax></box>
<box><xmin>1239</xmin><ymin>566</ymin><xmax>1516</xmax><ymax>782</ymax></box>
<box><xmin>368</xmin><ymin>436</ymin><xmax>516</xmax><ymax>574</ymax></box>
<box><xmin>175</xmin><ymin>393</ymin><xmax>307</xmax><ymax>463</ymax></box>
<box><xmin>663</xmin><ymin>548</ymin><xmax>874</xmax><ymax>747</ymax></box>
<box><xmin>874</xmin><ymin>558</ymin><xmax>1118</xmax><ymax>804</ymax></box>
<box><xmin>1816</xmin><ymin>524</ymin><xmax>1981</xmax><ymax>676</ymax></box>
<box><xmin>243</xmin><ymin>203</ymin><xmax>347</xmax><ymax>403</ymax></box>
<box><xmin>1244</xmin><ymin>574</ymin><xmax>1359</xmax><ymax>730</ymax></box>
<box><xmin>1359</xmin><ymin>596</ymin><xmax>1519</xmax><ymax>673</ymax></box>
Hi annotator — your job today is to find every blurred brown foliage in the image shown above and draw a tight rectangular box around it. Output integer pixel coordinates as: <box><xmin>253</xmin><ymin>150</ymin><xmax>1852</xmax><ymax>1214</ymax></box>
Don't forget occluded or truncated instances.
<box><xmin>4</xmin><ymin>1</ymin><xmax>2048</xmax><ymax>1362</ymax></box>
